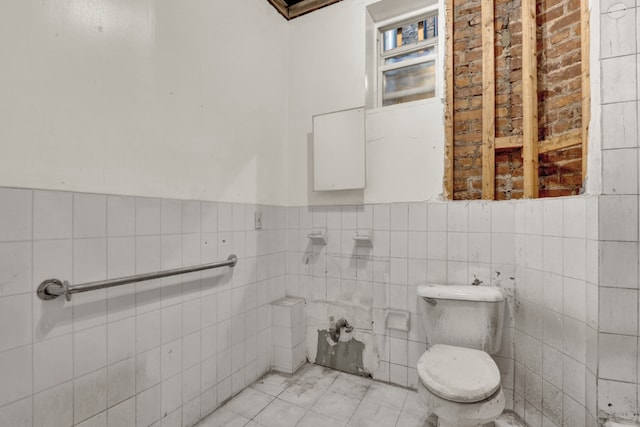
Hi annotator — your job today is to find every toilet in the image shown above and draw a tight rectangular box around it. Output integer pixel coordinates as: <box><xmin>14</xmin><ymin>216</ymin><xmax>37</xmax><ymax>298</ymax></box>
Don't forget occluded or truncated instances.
<box><xmin>416</xmin><ymin>284</ymin><xmax>506</xmax><ymax>427</ymax></box>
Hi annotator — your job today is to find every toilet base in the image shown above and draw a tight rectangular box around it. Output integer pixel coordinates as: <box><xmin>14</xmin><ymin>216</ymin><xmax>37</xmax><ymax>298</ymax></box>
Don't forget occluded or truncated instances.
<box><xmin>418</xmin><ymin>380</ymin><xmax>505</xmax><ymax>427</ymax></box>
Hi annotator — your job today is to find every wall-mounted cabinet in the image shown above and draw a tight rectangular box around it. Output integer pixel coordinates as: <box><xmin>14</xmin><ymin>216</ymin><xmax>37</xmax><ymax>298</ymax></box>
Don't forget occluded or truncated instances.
<box><xmin>313</xmin><ymin>107</ymin><xmax>366</xmax><ymax>191</ymax></box>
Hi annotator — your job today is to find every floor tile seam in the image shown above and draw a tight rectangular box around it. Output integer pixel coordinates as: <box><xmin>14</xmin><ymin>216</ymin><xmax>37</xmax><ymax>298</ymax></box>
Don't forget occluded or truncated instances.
<box><xmin>362</xmin><ymin>386</ymin><xmax>410</xmax><ymax>413</ymax></box>
<box><xmin>223</xmin><ymin>392</ymin><xmax>274</xmax><ymax>420</ymax></box>
<box><xmin>247</xmin><ymin>395</ymin><xmax>306</xmax><ymax>425</ymax></box>
<box><xmin>344</xmin><ymin>390</ymin><xmax>369</xmax><ymax>425</ymax></box>
<box><xmin>308</xmin><ymin>395</ymin><xmax>359</xmax><ymax>424</ymax></box>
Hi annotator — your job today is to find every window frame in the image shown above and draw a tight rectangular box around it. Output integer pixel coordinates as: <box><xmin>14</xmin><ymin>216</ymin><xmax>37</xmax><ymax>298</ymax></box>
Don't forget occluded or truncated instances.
<box><xmin>375</xmin><ymin>6</ymin><xmax>440</xmax><ymax>108</ymax></box>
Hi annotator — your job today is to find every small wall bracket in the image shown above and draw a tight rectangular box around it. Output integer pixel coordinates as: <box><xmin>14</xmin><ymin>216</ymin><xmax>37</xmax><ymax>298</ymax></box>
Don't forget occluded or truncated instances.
<box><xmin>353</xmin><ymin>230</ymin><xmax>373</xmax><ymax>246</ymax></box>
<box><xmin>307</xmin><ymin>229</ymin><xmax>327</xmax><ymax>245</ymax></box>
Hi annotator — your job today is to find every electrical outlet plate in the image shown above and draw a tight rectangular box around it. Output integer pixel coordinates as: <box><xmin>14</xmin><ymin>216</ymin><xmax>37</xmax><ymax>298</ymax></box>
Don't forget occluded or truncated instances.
<box><xmin>254</xmin><ymin>211</ymin><xmax>263</xmax><ymax>229</ymax></box>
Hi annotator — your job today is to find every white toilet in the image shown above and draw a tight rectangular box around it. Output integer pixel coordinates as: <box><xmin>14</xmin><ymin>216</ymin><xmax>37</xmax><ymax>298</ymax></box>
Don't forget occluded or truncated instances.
<box><xmin>416</xmin><ymin>284</ymin><xmax>506</xmax><ymax>427</ymax></box>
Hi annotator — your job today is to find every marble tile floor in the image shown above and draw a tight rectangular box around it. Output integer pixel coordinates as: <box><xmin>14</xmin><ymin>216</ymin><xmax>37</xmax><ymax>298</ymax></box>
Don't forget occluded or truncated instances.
<box><xmin>195</xmin><ymin>364</ymin><xmax>526</xmax><ymax>427</ymax></box>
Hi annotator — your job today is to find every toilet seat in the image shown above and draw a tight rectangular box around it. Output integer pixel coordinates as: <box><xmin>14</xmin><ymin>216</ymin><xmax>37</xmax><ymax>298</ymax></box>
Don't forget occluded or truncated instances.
<box><xmin>417</xmin><ymin>344</ymin><xmax>501</xmax><ymax>403</ymax></box>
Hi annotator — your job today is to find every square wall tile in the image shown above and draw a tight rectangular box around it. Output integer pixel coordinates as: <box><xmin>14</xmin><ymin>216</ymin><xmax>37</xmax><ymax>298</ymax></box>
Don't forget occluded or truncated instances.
<box><xmin>563</xmin><ymin>278</ymin><xmax>586</xmax><ymax>322</ymax></box>
<box><xmin>0</xmin><ymin>241</ymin><xmax>32</xmax><ymax>296</ymax></box>
<box><xmin>563</xmin><ymin>197</ymin><xmax>586</xmax><ymax>238</ymax></box>
<box><xmin>390</xmin><ymin>203</ymin><xmax>408</xmax><ymax>231</ymax></box>
<box><xmin>599</xmin><ymin>287</ymin><xmax>638</xmax><ymax>335</ymax></box>
<box><xmin>0</xmin><ymin>294</ymin><xmax>31</xmax><ymax>353</ymax></box>
<box><xmin>0</xmin><ymin>345</ymin><xmax>32</xmax><ymax>407</ymax></box>
<box><xmin>0</xmin><ymin>188</ymin><xmax>32</xmax><ymax>242</ymax></box>
<box><xmin>599</xmin><ymin>333</ymin><xmax>637</xmax><ymax>382</ymax></box>
<box><xmin>33</xmin><ymin>381</ymin><xmax>72</xmax><ymax>427</ymax></box>
<box><xmin>542</xmin><ymin>236</ymin><xmax>563</xmax><ymax>275</ymax></box>
<box><xmin>600</xmin><ymin>8</ymin><xmax>636</xmax><ymax>58</ymax></box>
<box><xmin>73</xmin><ymin>193</ymin><xmax>107</xmax><ymax>238</ymax></box>
<box><xmin>202</xmin><ymin>202</ymin><xmax>219</xmax><ymax>234</ymax></box>
<box><xmin>602</xmin><ymin>102</ymin><xmax>638</xmax><ymax>150</ymax></box>
<box><xmin>217</xmin><ymin>204</ymin><xmax>233</xmax><ymax>232</ymax></box>
<box><xmin>357</xmin><ymin>204</ymin><xmax>373</xmax><ymax>229</ymax></box>
<box><xmin>34</xmin><ymin>190</ymin><xmax>72</xmax><ymax>240</ymax></box>
<box><xmin>74</xmin><ymin>369</ymin><xmax>107</xmax><ymax>423</ymax></box>
<box><xmin>427</xmin><ymin>203</ymin><xmax>447</xmax><ymax>231</ymax></box>
<box><xmin>408</xmin><ymin>203</ymin><xmax>427</xmax><ymax>231</ymax></box>
<box><xmin>543</xmin><ymin>199</ymin><xmax>563</xmax><ymax>237</ymax></box>
<box><xmin>161</xmin><ymin>200</ymin><xmax>181</xmax><ymax>234</ymax></box>
<box><xmin>373</xmin><ymin>204</ymin><xmax>391</xmax><ymax>230</ymax></box>
<box><xmin>599</xmin><ymin>241</ymin><xmax>639</xmax><ymax>288</ymax></box>
<box><xmin>108</xmin><ymin>317</ymin><xmax>135</xmax><ymax>364</ymax></box>
<box><xmin>563</xmin><ymin>238</ymin><xmax>586</xmax><ymax>281</ymax></box>
<box><xmin>108</xmin><ymin>399</ymin><xmax>135</xmax><ymax>427</ymax></box>
<box><xmin>601</xmin><ymin>55</ymin><xmax>637</xmax><ymax>104</ymax></box>
<box><xmin>33</xmin><ymin>334</ymin><xmax>73</xmax><ymax>393</ymax></box>
<box><xmin>448</xmin><ymin>203</ymin><xmax>468</xmax><ymax>232</ymax></box>
<box><xmin>135</xmin><ymin>384</ymin><xmax>161</xmax><ymax>427</ymax></box>
<box><xmin>468</xmin><ymin>202</ymin><xmax>491</xmax><ymax>232</ymax></box>
<box><xmin>602</xmin><ymin>148</ymin><xmax>639</xmax><ymax>195</ymax></box>
<box><xmin>74</xmin><ymin>238</ymin><xmax>107</xmax><ymax>283</ymax></box>
<box><xmin>74</xmin><ymin>325</ymin><xmax>107</xmax><ymax>377</ymax></box>
<box><xmin>598</xmin><ymin>379</ymin><xmax>638</xmax><ymax>417</ymax></box>
<box><xmin>492</xmin><ymin>233</ymin><xmax>515</xmax><ymax>265</ymax></box>
<box><xmin>135</xmin><ymin>198</ymin><xmax>160</xmax><ymax>236</ymax></box>
<box><xmin>599</xmin><ymin>195</ymin><xmax>638</xmax><ymax>241</ymax></box>
<box><xmin>492</xmin><ymin>202</ymin><xmax>515</xmax><ymax>233</ymax></box>
<box><xmin>232</xmin><ymin>203</ymin><xmax>246</xmax><ymax>232</ymax></box>
<box><xmin>107</xmin><ymin>196</ymin><xmax>135</xmax><ymax>237</ymax></box>
<box><xmin>0</xmin><ymin>397</ymin><xmax>32</xmax><ymax>427</ymax></box>
<box><xmin>183</xmin><ymin>201</ymin><xmax>201</xmax><ymax>233</ymax></box>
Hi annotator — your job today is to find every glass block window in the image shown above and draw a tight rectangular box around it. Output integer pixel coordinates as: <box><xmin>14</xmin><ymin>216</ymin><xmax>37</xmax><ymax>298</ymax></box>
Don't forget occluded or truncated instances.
<box><xmin>379</xmin><ymin>14</ymin><xmax>438</xmax><ymax>107</ymax></box>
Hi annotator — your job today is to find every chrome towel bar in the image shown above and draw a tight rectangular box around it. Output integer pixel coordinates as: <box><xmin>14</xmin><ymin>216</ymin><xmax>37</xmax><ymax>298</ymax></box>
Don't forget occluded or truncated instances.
<box><xmin>37</xmin><ymin>254</ymin><xmax>237</xmax><ymax>301</ymax></box>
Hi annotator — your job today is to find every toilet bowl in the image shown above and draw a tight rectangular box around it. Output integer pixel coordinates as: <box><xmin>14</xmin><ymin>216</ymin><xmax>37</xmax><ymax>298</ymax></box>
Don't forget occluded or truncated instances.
<box><xmin>416</xmin><ymin>284</ymin><xmax>506</xmax><ymax>426</ymax></box>
<box><xmin>417</xmin><ymin>344</ymin><xmax>504</xmax><ymax>427</ymax></box>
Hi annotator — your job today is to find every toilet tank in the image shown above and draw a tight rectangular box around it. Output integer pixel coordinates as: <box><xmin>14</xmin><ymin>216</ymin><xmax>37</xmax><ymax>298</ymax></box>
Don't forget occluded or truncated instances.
<box><xmin>417</xmin><ymin>284</ymin><xmax>505</xmax><ymax>354</ymax></box>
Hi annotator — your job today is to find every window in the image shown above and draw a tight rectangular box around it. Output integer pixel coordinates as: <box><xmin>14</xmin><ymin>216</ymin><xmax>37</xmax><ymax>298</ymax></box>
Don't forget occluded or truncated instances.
<box><xmin>378</xmin><ymin>14</ymin><xmax>438</xmax><ymax>107</ymax></box>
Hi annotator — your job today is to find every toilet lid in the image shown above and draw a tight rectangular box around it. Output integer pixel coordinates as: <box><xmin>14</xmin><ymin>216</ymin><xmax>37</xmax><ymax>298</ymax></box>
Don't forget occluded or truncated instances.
<box><xmin>417</xmin><ymin>344</ymin><xmax>501</xmax><ymax>403</ymax></box>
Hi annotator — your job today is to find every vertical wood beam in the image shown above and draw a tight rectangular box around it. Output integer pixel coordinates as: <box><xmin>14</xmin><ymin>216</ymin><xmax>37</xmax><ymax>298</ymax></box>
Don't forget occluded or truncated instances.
<box><xmin>522</xmin><ymin>0</ymin><xmax>539</xmax><ymax>198</ymax></box>
<box><xmin>481</xmin><ymin>0</ymin><xmax>495</xmax><ymax>199</ymax></box>
<box><xmin>581</xmin><ymin>0</ymin><xmax>590</xmax><ymax>183</ymax></box>
<box><xmin>444</xmin><ymin>0</ymin><xmax>455</xmax><ymax>199</ymax></box>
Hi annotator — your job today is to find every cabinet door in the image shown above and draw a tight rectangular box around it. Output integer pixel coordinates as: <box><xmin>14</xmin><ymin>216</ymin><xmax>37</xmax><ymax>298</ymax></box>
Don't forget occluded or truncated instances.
<box><xmin>313</xmin><ymin>107</ymin><xmax>366</xmax><ymax>191</ymax></box>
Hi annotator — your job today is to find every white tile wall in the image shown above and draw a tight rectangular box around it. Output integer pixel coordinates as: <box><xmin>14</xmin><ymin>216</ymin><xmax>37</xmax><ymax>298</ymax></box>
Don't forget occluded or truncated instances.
<box><xmin>598</xmin><ymin>0</ymin><xmax>640</xmax><ymax>415</ymax></box>
<box><xmin>0</xmin><ymin>188</ymin><xmax>285</xmax><ymax>427</ymax></box>
<box><xmin>285</xmin><ymin>200</ymin><xmax>518</xmax><ymax>398</ymax></box>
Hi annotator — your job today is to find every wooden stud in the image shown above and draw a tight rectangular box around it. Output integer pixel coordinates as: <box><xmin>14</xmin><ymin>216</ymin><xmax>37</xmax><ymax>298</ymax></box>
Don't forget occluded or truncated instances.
<box><xmin>444</xmin><ymin>0</ymin><xmax>455</xmax><ymax>200</ymax></box>
<box><xmin>539</xmin><ymin>129</ymin><xmax>582</xmax><ymax>154</ymax></box>
<box><xmin>495</xmin><ymin>130</ymin><xmax>582</xmax><ymax>153</ymax></box>
<box><xmin>522</xmin><ymin>0</ymin><xmax>539</xmax><ymax>198</ymax></box>
<box><xmin>495</xmin><ymin>136</ymin><xmax>522</xmax><ymax>150</ymax></box>
<box><xmin>581</xmin><ymin>0</ymin><xmax>591</xmax><ymax>183</ymax></box>
<box><xmin>481</xmin><ymin>0</ymin><xmax>495</xmax><ymax>199</ymax></box>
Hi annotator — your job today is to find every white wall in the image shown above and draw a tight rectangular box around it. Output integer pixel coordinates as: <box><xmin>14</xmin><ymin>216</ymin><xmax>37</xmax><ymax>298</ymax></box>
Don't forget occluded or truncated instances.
<box><xmin>287</xmin><ymin>0</ymin><xmax>447</xmax><ymax>206</ymax></box>
<box><xmin>0</xmin><ymin>0</ymin><xmax>289</xmax><ymax>205</ymax></box>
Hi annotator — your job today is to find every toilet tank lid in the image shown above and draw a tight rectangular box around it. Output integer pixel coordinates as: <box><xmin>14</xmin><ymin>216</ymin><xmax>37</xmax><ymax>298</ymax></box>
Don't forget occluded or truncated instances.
<box><xmin>417</xmin><ymin>284</ymin><xmax>504</xmax><ymax>302</ymax></box>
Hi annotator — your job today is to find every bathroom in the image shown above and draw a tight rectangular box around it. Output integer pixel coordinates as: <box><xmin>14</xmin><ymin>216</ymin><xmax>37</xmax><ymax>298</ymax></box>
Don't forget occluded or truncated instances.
<box><xmin>0</xmin><ymin>0</ymin><xmax>636</xmax><ymax>425</ymax></box>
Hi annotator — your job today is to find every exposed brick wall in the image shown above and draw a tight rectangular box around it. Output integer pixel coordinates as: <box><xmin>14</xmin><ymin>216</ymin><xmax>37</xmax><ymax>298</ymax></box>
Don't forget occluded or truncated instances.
<box><xmin>452</xmin><ymin>0</ymin><xmax>484</xmax><ymax>199</ymax></box>
<box><xmin>451</xmin><ymin>0</ymin><xmax>583</xmax><ymax>199</ymax></box>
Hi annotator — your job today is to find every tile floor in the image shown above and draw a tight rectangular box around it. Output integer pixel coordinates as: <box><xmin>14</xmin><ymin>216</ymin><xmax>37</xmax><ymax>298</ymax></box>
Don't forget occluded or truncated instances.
<box><xmin>195</xmin><ymin>364</ymin><xmax>526</xmax><ymax>427</ymax></box>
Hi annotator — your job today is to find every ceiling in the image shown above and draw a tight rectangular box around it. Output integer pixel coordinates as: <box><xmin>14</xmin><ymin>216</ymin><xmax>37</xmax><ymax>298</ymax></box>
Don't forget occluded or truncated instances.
<box><xmin>267</xmin><ymin>0</ymin><xmax>342</xmax><ymax>20</ymax></box>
